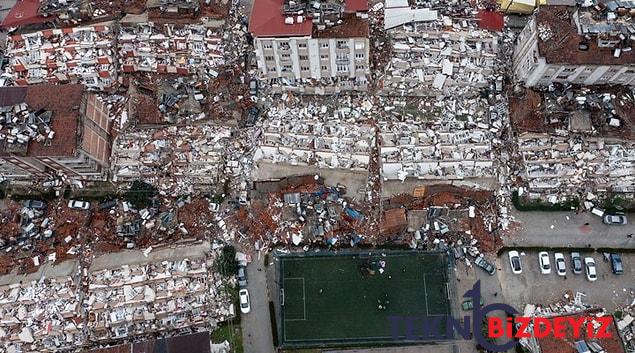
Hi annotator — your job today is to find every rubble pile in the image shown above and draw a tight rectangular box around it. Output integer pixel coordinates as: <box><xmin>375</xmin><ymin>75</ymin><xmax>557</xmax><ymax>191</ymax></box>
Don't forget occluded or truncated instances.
<box><xmin>380</xmin><ymin>29</ymin><xmax>500</xmax><ymax>96</ymax></box>
<box><xmin>510</xmin><ymin>86</ymin><xmax>635</xmax><ymax>200</ymax></box>
<box><xmin>5</xmin><ymin>24</ymin><xmax>116</xmax><ymax>90</ymax></box>
<box><xmin>86</xmin><ymin>256</ymin><xmax>232</xmax><ymax>341</ymax></box>
<box><xmin>379</xmin><ymin>0</ymin><xmax>503</xmax><ymax>96</ymax></box>
<box><xmin>118</xmin><ymin>22</ymin><xmax>224</xmax><ymax>77</ymax></box>
<box><xmin>0</xmin><ymin>102</ymin><xmax>55</xmax><ymax>149</ymax></box>
<box><xmin>254</xmin><ymin>118</ymin><xmax>373</xmax><ymax>170</ymax></box>
<box><xmin>111</xmin><ymin>124</ymin><xmax>231</xmax><ymax>193</ymax></box>
<box><xmin>0</xmin><ymin>276</ymin><xmax>85</xmax><ymax>353</ymax></box>
<box><xmin>228</xmin><ymin>182</ymin><xmax>373</xmax><ymax>250</ymax></box>
<box><xmin>379</xmin><ymin>96</ymin><xmax>502</xmax><ymax>181</ymax></box>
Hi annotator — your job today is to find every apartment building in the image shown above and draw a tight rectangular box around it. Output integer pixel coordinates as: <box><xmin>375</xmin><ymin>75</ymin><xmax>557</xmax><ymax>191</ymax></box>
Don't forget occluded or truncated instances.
<box><xmin>249</xmin><ymin>0</ymin><xmax>370</xmax><ymax>93</ymax></box>
<box><xmin>513</xmin><ymin>5</ymin><xmax>635</xmax><ymax>87</ymax></box>
<box><xmin>0</xmin><ymin>85</ymin><xmax>112</xmax><ymax>181</ymax></box>
<box><xmin>4</xmin><ymin>22</ymin><xmax>117</xmax><ymax>90</ymax></box>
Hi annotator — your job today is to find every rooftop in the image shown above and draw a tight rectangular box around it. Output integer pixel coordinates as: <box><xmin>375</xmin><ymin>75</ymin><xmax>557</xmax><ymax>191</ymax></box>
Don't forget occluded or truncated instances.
<box><xmin>249</xmin><ymin>0</ymin><xmax>313</xmax><ymax>37</ymax></box>
<box><xmin>249</xmin><ymin>0</ymin><xmax>368</xmax><ymax>37</ymax></box>
<box><xmin>0</xmin><ymin>84</ymin><xmax>84</xmax><ymax>157</ymax></box>
<box><xmin>536</xmin><ymin>6</ymin><xmax>635</xmax><ymax>65</ymax></box>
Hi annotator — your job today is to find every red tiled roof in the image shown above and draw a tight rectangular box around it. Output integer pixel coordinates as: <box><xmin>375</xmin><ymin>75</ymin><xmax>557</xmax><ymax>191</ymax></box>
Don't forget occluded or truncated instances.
<box><xmin>249</xmin><ymin>0</ymin><xmax>313</xmax><ymax>37</ymax></box>
<box><xmin>477</xmin><ymin>10</ymin><xmax>504</xmax><ymax>32</ymax></box>
<box><xmin>345</xmin><ymin>0</ymin><xmax>368</xmax><ymax>13</ymax></box>
<box><xmin>0</xmin><ymin>0</ymin><xmax>54</xmax><ymax>28</ymax></box>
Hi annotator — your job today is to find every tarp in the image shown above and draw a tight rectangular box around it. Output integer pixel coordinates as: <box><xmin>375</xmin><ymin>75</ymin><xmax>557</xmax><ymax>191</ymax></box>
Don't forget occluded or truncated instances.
<box><xmin>1</xmin><ymin>0</ymin><xmax>54</xmax><ymax>28</ymax></box>
<box><xmin>498</xmin><ymin>0</ymin><xmax>536</xmax><ymax>14</ymax></box>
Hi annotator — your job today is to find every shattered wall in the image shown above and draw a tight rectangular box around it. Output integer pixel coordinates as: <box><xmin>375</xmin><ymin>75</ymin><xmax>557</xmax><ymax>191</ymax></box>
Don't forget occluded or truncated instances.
<box><xmin>5</xmin><ymin>23</ymin><xmax>117</xmax><ymax>90</ymax></box>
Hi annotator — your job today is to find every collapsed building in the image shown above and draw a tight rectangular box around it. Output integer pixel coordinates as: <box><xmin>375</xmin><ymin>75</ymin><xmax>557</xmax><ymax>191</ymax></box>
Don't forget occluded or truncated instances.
<box><xmin>379</xmin><ymin>94</ymin><xmax>506</xmax><ymax>189</ymax></box>
<box><xmin>513</xmin><ymin>5</ymin><xmax>635</xmax><ymax>87</ymax></box>
<box><xmin>511</xmin><ymin>86</ymin><xmax>635</xmax><ymax>200</ymax></box>
<box><xmin>0</xmin><ymin>262</ymin><xmax>84</xmax><ymax>353</ymax></box>
<box><xmin>379</xmin><ymin>0</ymin><xmax>503</xmax><ymax>96</ymax></box>
<box><xmin>249</xmin><ymin>0</ymin><xmax>370</xmax><ymax>93</ymax></box>
<box><xmin>110</xmin><ymin>124</ymin><xmax>230</xmax><ymax>193</ymax></box>
<box><xmin>118</xmin><ymin>21</ymin><xmax>224</xmax><ymax>77</ymax></box>
<box><xmin>254</xmin><ymin>118</ymin><xmax>373</xmax><ymax>170</ymax></box>
<box><xmin>4</xmin><ymin>23</ymin><xmax>117</xmax><ymax>90</ymax></box>
<box><xmin>0</xmin><ymin>85</ymin><xmax>112</xmax><ymax>181</ymax></box>
<box><xmin>87</xmin><ymin>255</ymin><xmax>231</xmax><ymax>342</ymax></box>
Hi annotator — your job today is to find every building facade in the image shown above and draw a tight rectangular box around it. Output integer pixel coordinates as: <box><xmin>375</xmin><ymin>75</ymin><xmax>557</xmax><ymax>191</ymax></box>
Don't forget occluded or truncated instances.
<box><xmin>249</xmin><ymin>0</ymin><xmax>370</xmax><ymax>93</ymax></box>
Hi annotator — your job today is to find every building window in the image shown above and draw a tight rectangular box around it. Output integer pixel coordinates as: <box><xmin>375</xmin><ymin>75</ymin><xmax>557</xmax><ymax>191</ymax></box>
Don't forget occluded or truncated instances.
<box><xmin>301</xmin><ymin>66</ymin><xmax>309</xmax><ymax>71</ymax></box>
<box><xmin>265</xmin><ymin>56</ymin><xmax>274</xmax><ymax>61</ymax></box>
<box><xmin>278</xmin><ymin>42</ymin><xmax>290</xmax><ymax>50</ymax></box>
<box><xmin>282</xmin><ymin>65</ymin><xmax>292</xmax><ymax>72</ymax></box>
<box><xmin>299</xmin><ymin>55</ymin><xmax>308</xmax><ymax>61</ymax></box>
<box><xmin>321</xmin><ymin>65</ymin><xmax>328</xmax><ymax>70</ymax></box>
<box><xmin>336</xmin><ymin>53</ymin><xmax>349</xmax><ymax>61</ymax></box>
<box><xmin>337</xmin><ymin>40</ymin><xmax>348</xmax><ymax>49</ymax></box>
<box><xmin>355</xmin><ymin>53</ymin><xmax>365</xmax><ymax>59</ymax></box>
<box><xmin>337</xmin><ymin>64</ymin><xmax>348</xmax><ymax>72</ymax></box>
<box><xmin>321</xmin><ymin>42</ymin><xmax>329</xmax><ymax>48</ymax></box>
<box><xmin>268</xmin><ymin>67</ymin><xmax>276</xmax><ymax>72</ymax></box>
<box><xmin>281</xmin><ymin>53</ymin><xmax>290</xmax><ymax>59</ymax></box>
<box><xmin>320</xmin><ymin>54</ymin><xmax>328</xmax><ymax>59</ymax></box>
<box><xmin>356</xmin><ymin>65</ymin><xmax>365</xmax><ymax>71</ymax></box>
<box><xmin>298</xmin><ymin>43</ymin><xmax>307</xmax><ymax>48</ymax></box>
<box><xmin>263</xmin><ymin>42</ymin><xmax>273</xmax><ymax>49</ymax></box>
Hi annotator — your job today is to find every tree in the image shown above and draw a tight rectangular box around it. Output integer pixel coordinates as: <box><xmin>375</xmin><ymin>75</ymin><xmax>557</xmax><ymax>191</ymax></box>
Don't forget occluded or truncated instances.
<box><xmin>123</xmin><ymin>180</ymin><xmax>157</xmax><ymax>209</ymax></box>
<box><xmin>215</xmin><ymin>245</ymin><xmax>238</xmax><ymax>277</ymax></box>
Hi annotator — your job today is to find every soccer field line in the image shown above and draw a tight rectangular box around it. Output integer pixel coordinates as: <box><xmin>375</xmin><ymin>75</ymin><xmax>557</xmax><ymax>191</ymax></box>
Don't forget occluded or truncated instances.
<box><xmin>283</xmin><ymin>277</ymin><xmax>306</xmax><ymax>322</ymax></box>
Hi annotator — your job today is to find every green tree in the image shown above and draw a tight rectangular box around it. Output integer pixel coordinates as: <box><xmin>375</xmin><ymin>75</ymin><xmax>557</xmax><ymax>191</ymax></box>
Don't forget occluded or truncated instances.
<box><xmin>124</xmin><ymin>180</ymin><xmax>157</xmax><ymax>209</ymax></box>
<box><xmin>216</xmin><ymin>245</ymin><xmax>238</xmax><ymax>277</ymax></box>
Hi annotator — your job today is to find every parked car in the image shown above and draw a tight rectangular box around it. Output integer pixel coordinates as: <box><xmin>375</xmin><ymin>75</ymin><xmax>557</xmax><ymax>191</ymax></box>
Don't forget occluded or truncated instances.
<box><xmin>610</xmin><ymin>253</ymin><xmax>623</xmax><ymax>275</ymax></box>
<box><xmin>237</xmin><ymin>266</ymin><xmax>247</xmax><ymax>287</ymax></box>
<box><xmin>554</xmin><ymin>253</ymin><xmax>566</xmax><ymax>276</ymax></box>
<box><xmin>584</xmin><ymin>257</ymin><xmax>597</xmax><ymax>282</ymax></box>
<box><xmin>461</xmin><ymin>297</ymin><xmax>484</xmax><ymax>311</ymax></box>
<box><xmin>508</xmin><ymin>251</ymin><xmax>522</xmax><ymax>274</ymax></box>
<box><xmin>249</xmin><ymin>79</ymin><xmax>258</xmax><ymax>96</ymax></box>
<box><xmin>538</xmin><ymin>252</ymin><xmax>551</xmax><ymax>274</ymax></box>
<box><xmin>98</xmin><ymin>199</ymin><xmax>117</xmax><ymax>210</ymax></box>
<box><xmin>67</xmin><ymin>200</ymin><xmax>90</xmax><ymax>210</ymax></box>
<box><xmin>239</xmin><ymin>289</ymin><xmax>250</xmax><ymax>314</ymax></box>
<box><xmin>571</xmin><ymin>252</ymin><xmax>583</xmax><ymax>274</ymax></box>
<box><xmin>474</xmin><ymin>255</ymin><xmax>496</xmax><ymax>275</ymax></box>
<box><xmin>23</xmin><ymin>200</ymin><xmax>46</xmax><ymax>210</ymax></box>
<box><xmin>603</xmin><ymin>214</ymin><xmax>627</xmax><ymax>225</ymax></box>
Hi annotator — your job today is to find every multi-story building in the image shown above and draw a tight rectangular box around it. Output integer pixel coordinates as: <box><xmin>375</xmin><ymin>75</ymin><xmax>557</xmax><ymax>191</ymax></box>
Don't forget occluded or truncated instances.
<box><xmin>249</xmin><ymin>0</ymin><xmax>370</xmax><ymax>93</ymax></box>
<box><xmin>0</xmin><ymin>85</ymin><xmax>112</xmax><ymax>181</ymax></box>
<box><xmin>513</xmin><ymin>5</ymin><xmax>635</xmax><ymax>87</ymax></box>
<box><xmin>4</xmin><ymin>22</ymin><xmax>117</xmax><ymax>90</ymax></box>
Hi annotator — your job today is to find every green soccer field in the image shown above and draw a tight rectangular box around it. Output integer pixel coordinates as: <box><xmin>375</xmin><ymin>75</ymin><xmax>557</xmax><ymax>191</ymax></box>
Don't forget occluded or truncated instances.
<box><xmin>276</xmin><ymin>251</ymin><xmax>452</xmax><ymax>346</ymax></box>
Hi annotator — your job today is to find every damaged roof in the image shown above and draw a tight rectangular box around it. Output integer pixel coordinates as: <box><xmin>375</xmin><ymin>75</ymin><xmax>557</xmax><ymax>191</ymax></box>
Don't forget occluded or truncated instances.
<box><xmin>249</xmin><ymin>0</ymin><xmax>313</xmax><ymax>37</ymax></box>
<box><xmin>0</xmin><ymin>84</ymin><xmax>84</xmax><ymax>157</ymax></box>
<box><xmin>536</xmin><ymin>6</ymin><xmax>635</xmax><ymax>65</ymax></box>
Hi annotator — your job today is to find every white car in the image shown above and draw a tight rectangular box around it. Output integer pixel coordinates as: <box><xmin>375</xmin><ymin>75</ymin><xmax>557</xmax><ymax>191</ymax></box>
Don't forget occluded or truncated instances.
<box><xmin>508</xmin><ymin>250</ymin><xmax>522</xmax><ymax>274</ymax></box>
<box><xmin>538</xmin><ymin>252</ymin><xmax>551</xmax><ymax>274</ymax></box>
<box><xmin>554</xmin><ymin>253</ymin><xmax>566</xmax><ymax>276</ymax></box>
<box><xmin>584</xmin><ymin>257</ymin><xmax>597</xmax><ymax>282</ymax></box>
<box><xmin>67</xmin><ymin>200</ymin><xmax>90</xmax><ymax>210</ymax></box>
<box><xmin>239</xmin><ymin>289</ymin><xmax>250</xmax><ymax>314</ymax></box>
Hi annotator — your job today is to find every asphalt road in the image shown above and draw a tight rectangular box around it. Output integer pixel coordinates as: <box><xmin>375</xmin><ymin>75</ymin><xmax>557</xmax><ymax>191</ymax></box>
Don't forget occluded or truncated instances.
<box><xmin>241</xmin><ymin>256</ymin><xmax>275</xmax><ymax>353</ymax></box>
<box><xmin>506</xmin><ymin>210</ymin><xmax>635</xmax><ymax>249</ymax></box>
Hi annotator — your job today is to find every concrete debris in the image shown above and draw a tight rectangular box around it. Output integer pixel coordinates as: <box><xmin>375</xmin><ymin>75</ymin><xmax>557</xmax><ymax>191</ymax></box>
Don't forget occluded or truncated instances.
<box><xmin>5</xmin><ymin>23</ymin><xmax>117</xmax><ymax>90</ymax></box>
<box><xmin>119</xmin><ymin>22</ymin><xmax>224</xmax><ymax>77</ymax></box>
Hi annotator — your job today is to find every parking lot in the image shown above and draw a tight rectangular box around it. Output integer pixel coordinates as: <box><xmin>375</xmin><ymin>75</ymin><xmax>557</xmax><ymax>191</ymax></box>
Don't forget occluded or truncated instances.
<box><xmin>497</xmin><ymin>250</ymin><xmax>635</xmax><ymax>311</ymax></box>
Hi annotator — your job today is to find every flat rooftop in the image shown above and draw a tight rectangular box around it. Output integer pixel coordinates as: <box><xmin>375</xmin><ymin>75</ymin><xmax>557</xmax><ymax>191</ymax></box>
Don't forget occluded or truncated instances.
<box><xmin>536</xmin><ymin>6</ymin><xmax>635</xmax><ymax>65</ymax></box>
